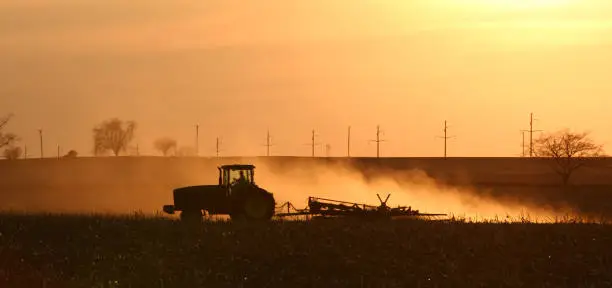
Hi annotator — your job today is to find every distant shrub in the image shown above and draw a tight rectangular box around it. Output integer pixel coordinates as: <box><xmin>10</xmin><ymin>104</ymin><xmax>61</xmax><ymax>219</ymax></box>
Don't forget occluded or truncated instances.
<box><xmin>154</xmin><ymin>137</ymin><xmax>177</xmax><ymax>156</ymax></box>
<box><xmin>3</xmin><ymin>146</ymin><xmax>22</xmax><ymax>160</ymax></box>
<box><xmin>176</xmin><ymin>146</ymin><xmax>196</xmax><ymax>157</ymax></box>
<box><xmin>64</xmin><ymin>150</ymin><xmax>78</xmax><ymax>158</ymax></box>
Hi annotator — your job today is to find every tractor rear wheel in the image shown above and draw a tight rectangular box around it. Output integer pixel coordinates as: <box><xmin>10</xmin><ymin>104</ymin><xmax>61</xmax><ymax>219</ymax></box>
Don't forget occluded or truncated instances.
<box><xmin>231</xmin><ymin>192</ymin><xmax>275</xmax><ymax>221</ymax></box>
<box><xmin>180</xmin><ymin>209</ymin><xmax>203</xmax><ymax>223</ymax></box>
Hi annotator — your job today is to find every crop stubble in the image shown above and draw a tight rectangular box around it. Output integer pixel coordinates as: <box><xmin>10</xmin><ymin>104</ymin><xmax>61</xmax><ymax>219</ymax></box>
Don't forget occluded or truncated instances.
<box><xmin>0</xmin><ymin>214</ymin><xmax>610</xmax><ymax>287</ymax></box>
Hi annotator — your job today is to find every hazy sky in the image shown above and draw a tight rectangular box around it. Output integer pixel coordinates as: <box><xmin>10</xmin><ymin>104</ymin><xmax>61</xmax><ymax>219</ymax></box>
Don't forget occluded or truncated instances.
<box><xmin>1</xmin><ymin>0</ymin><xmax>612</xmax><ymax>157</ymax></box>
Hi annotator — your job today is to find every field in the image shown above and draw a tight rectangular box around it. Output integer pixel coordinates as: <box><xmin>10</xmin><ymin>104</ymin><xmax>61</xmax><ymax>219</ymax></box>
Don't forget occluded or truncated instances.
<box><xmin>1</xmin><ymin>156</ymin><xmax>612</xmax><ymax>218</ymax></box>
<box><xmin>1</xmin><ymin>156</ymin><xmax>612</xmax><ymax>286</ymax></box>
<box><xmin>0</xmin><ymin>213</ymin><xmax>611</xmax><ymax>287</ymax></box>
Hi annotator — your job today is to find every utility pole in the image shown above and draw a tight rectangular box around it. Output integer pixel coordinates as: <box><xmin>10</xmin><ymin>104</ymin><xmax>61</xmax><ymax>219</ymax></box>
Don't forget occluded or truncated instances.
<box><xmin>347</xmin><ymin>126</ymin><xmax>351</xmax><ymax>158</ymax></box>
<box><xmin>525</xmin><ymin>113</ymin><xmax>542</xmax><ymax>157</ymax></box>
<box><xmin>311</xmin><ymin>130</ymin><xmax>316</xmax><ymax>157</ymax></box>
<box><xmin>215</xmin><ymin>137</ymin><xmax>222</xmax><ymax>157</ymax></box>
<box><xmin>369</xmin><ymin>125</ymin><xmax>386</xmax><ymax>158</ymax></box>
<box><xmin>263</xmin><ymin>129</ymin><xmax>274</xmax><ymax>156</ymax></box>
<box><xmin>196</xmin><ymin>125</ymin><xmax>200</xmax><ymax>156</ymax></box>
<box><xmin>530</xmin><ymin>113</ymin><xmax>534</xmax><ymax>156</ymax></box>
<box><xmin>38</xmin><ymin>129</ymin><xmax>43</xmax><ymax>159</ymax></box>
<box><xmin>24</xmin><ymin>145</ymin><xmax>27</xmax><ymax>159</ymax></box>
<box><xmin>326</xmin><ymin>144</ymin><xmax>331</xmax><ymax>157</ymax></box>
<box><xmin>520</xmin><ymin>130</ymin><xmax>527</xmax><ymax>157</ymax></box>
<box><xmin>57</xmin><ymin>145</ymin><xmax>60</xmax><ymax>159</ymax></box>
<box><xmin>305</xmin><ymin>129</ymin><xmax>321</xmax><ymax>157</ymax></box>
<box><xmin>437</xmin><ymin>120</ymin><xmax>456</xmax><ymax>158</ymax></box>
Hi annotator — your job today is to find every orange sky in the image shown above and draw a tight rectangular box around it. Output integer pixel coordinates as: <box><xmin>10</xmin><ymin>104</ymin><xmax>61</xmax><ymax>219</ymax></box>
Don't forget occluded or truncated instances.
<box><xmin>1</xmin><ymin>0</ymin><xmax>611</xmax><ymax>157</ymax></box>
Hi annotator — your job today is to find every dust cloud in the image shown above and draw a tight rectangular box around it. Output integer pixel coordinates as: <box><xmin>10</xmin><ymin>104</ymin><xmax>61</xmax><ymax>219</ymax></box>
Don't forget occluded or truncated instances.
<box><xmin>253</xmin><ymin>159</ymin><xmax>573</xmax><ymax>222</ymax></box>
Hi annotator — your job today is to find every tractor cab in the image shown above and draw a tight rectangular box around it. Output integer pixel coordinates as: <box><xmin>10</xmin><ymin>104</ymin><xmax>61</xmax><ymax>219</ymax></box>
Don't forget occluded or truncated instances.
<box><xmin>218</xmin><ymin>164</ymin><xmax>256</xmax><ymax>187</ymax></box>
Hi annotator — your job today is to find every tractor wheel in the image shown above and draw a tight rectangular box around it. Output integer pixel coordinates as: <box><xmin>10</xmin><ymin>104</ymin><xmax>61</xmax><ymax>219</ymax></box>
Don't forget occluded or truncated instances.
<box><xmin>232</xmin><ymin>193</ymin><xmax>275</xmax><ymax>221</ymax></box>
<box><xmin>180</xmin><ymin>209</ymin><xmax>203</xmax><ymax>223</ymax></box>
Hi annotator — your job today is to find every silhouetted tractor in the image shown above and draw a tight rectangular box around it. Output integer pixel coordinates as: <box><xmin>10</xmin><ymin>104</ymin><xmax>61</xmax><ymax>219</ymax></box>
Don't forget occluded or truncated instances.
<box><xmin>162</xmin><ymin>164</ymin><xmax>275</xmax><ymax>222</ymax></box>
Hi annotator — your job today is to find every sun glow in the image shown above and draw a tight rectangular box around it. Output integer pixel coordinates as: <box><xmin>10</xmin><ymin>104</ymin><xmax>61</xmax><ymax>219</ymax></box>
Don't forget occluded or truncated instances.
<box><xmin>464</xmin><ymin>0</ymin><xmax>573</xmax><ymax>9</ymax></box>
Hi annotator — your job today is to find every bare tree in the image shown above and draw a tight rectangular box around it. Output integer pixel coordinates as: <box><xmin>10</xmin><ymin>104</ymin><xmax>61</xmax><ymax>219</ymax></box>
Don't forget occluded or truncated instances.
<box><xmin>0</xmin><ymin>114</ymin><xmax>17</xmax><ymax>149</ymax></box>
<box><xmin>534</xmin><ymin>129</ymin><xmax>605</xmax><ymax>185</ymax></box>
<box><xmin>3</xmin><ymin>146</ymin><xmax>22</xmax><ymax>160</ymax></box>
<box><xmin>154</xmin><ymin>137</ymin><xmax>177</xmax><ymax>156</ymax></box>
<box><xmin>92</xmin><ymin>118</ymin><xmax>137</xmax><ymax>156</ymax></box>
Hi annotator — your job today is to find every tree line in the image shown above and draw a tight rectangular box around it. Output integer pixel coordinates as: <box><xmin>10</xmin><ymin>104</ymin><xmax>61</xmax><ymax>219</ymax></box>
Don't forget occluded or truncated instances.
<box><xmin>0</xmin><ymin>114</ymin><xmax>608</xmax><ymax>186</ymax></box>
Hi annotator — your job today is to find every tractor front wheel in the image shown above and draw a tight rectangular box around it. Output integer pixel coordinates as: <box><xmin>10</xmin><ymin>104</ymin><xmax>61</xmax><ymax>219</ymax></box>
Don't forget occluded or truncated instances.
<box><xmin>180</xmin><ymin>209</ymin><xmax>203</xmax><ymax>223</ymax></box>
<box><xmin>231</xmin><ymin>193</ymin><xmax>275</xmax><ymax>221</ymax></box>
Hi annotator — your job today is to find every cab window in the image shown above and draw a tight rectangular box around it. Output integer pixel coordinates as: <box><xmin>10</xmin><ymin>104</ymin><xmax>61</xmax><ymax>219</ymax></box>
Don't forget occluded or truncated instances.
<box><xmin>229</xmin><ymin>169</ymin><xmax>252</xmax><ymax>184</ymax></box>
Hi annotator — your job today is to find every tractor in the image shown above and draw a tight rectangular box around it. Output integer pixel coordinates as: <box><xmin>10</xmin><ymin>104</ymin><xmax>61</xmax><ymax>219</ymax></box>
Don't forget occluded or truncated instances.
<box><xmin>162</xmin><ymin>164</ymin><xmax>276</xmax><ymax>222</ymax></box>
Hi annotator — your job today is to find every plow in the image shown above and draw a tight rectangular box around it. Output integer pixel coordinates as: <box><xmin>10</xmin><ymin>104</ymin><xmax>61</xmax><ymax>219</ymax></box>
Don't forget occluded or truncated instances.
<box><xmin>274</xmin><ymin>194</ymin><xmax>447</xmax><ymax>220</ymax></box>
<box><xmin>162</xmin><ymin>164</ymin><xmax>447</xmax><ymax>222</ymax></box>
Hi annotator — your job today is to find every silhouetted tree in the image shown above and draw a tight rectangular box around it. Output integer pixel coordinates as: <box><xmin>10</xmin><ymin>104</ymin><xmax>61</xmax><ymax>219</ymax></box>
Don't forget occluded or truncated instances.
<box><xmin>534</xmin><ymin>129</ymin><xmax>605</xmax><ymax>185</ymax></box>
<box><xmin>92</xmin><ymin>118</ymin><xmax>136</xmax><ymax>156</ymax></box>
<box><xmin>154</xmin><ymin>137</ymin><xmax>177</xmax><ymax>156</ymax></box>
<box><xmin>0</xmin><ymin>114</ymin><xmax>17</xmax><ymax>149</ymax></box>
<box><xmin>3</xmin><ymin>146</ymin><xmax>22</xmax><ymax>160</ymax></box>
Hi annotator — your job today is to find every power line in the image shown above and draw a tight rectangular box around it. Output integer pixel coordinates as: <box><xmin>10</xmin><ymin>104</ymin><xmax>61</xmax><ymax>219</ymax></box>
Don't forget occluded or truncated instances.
<box><xmin>369</xmin><ymin>125</ymin><xmax>386</xmax><ymax>158</ymax></box>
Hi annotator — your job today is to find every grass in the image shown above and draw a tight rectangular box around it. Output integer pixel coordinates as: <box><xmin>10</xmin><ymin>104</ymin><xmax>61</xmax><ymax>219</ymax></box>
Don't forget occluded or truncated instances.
<box><xmin>0</xmin><ymin>213</ymin><xmax>611</xmax><ymax>287</ymax></box>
